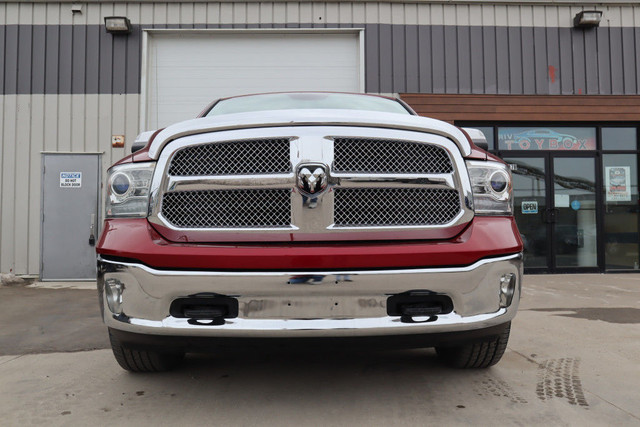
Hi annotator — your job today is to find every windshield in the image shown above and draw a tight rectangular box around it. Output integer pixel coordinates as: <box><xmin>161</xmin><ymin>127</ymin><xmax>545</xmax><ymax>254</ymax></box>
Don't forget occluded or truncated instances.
<box><xmin>205</xmin><ymin>93</ymin><xmax>412</xmax><ymax>116</ymax></box>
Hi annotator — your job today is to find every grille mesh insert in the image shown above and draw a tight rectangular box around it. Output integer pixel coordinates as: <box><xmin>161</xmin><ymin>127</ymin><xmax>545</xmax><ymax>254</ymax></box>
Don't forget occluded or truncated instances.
<box><xmin>333</xmin><ymin>138</ymin><xmax>453</xmax><ymax>174</ymax></box>
<box><xmin>162</xmin><ymin>189</ymin><xmax>291</xmax><ymax>228</ymax></box>
<box><xmin>168</xmin><ymin>138</ymin><xmax>290</xmax><ymax>176</ymax></box>
<box><xmin>334</xmin><ymin>188</ymin><xmax>460</xmax><ymax>227</ymax></box>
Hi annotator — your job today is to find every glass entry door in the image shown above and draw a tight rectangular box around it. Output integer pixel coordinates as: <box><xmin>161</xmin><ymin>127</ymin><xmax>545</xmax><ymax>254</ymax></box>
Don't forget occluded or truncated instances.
<box><xmin>552</xmin><ymin>157</ymin><xmax>598</xmax><ymax>269</ymax></box>
<box><xmin>504</xmin><ymin>154</ymin><xmax>600</xmax><ymax>273</ymax></box>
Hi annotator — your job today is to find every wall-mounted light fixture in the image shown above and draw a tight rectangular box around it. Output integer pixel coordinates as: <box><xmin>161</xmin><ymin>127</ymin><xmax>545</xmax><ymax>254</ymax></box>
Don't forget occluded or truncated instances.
<box><xmin>104</xmin><ymin>16</ymin><xmax>132</xmax><ymax>34</ymax></box>
<box><xmin>573</xmin><ymin>10</ymin><xmax>603</xmax><ymax>28</ymax></box>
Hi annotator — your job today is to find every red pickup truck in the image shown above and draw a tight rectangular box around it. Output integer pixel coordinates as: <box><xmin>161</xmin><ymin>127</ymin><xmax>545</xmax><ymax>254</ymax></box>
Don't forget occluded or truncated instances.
<box><xmin>97</xmin><ymin>92</ymin><xmax>522</xmax><ymax>372</ymax></box>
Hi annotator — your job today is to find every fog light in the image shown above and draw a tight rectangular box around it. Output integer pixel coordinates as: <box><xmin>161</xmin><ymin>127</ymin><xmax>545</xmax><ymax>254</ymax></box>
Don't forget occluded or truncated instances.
<box><xmin>105</xmin><ymin>278</ymin><xmax>124</xmax><ymax>314</ymax></box>
<box><xmin>499</xmin><ymin>273</ymin><xmax>516</xmax><ymax>308</ymax></box>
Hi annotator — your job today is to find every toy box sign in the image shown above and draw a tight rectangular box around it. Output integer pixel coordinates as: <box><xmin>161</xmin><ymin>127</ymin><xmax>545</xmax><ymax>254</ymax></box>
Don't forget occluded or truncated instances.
<box><xmin>498</xmin><ymin>127</ymin><xmax>596</xmax><ymax>151</ymax></box>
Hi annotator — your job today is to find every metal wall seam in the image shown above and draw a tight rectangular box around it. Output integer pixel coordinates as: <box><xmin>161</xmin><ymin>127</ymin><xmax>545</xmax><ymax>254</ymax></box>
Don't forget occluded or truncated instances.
<box><xmin>28</xmin><ymin>94</ymin><xmax>45</xmax><ymax>273</ymax></box>
<box><xmin>507</xmin><ymin>27</ymin><xmax>522</xmax><ymax>94</ymax></box>
<box><xmin>0</xmin><ymin>95</ymin><xmax>17</xmax><ymax>274</ymax></box>
<box><xmin>404</xmin><ymin>24</ymin><xmax>419</xmax><ymax>93</ymax></box>
<box><xmin>598</xmin><ymin>28</ymin><xmax>612</xmax><ymax>95</ymax></box>
<box><xmin>622</xmin><ymin>27</ymin><xmax>636</xmax><ymax>94</ymax></box>
<box><xmin>469</xmin><ymin>26</ymin><xmax>483</xmax><ymax>93</ymax></box>
<box><xmin>636</xmin><ymin>26</ymin><xmax>640</xmax><ymax>93</ymax></box>
<box><xmin>14</xmin><ymin>95</ymin><xmax>31</xmax><ymax>274</ymax></box>
<box><xmin>495</xmin><ymin>26</ymin><xmax>508</xmax><ymax>94</ymax></box>
<box><xmin>610</xmin><ymin>27</ymin><xmax>624</xmax><ymax>94</ymax></box>
<box><xmin>521</xmin><ymin>26</ymin><xmax>535</xmax><ymax>93</ymax></box>
<box><xmin>0</xmin><ymin>4</ymin><xmax>4</xmax><ymax>273</ymax></box>
<box><xmin>431</xmin><ymin>25</ymin><xmax>445</xmax><ymax>93</ymax></box>
<box><xmin>546</xmin><ymin>26</ymin><xmax>560</xmax><ymax>94</ymax></box>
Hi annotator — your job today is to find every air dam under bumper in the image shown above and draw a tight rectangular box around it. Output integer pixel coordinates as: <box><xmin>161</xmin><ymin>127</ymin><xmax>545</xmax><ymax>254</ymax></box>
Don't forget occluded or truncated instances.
<box><xmin>98</xmin><ymin>254</ymin><xmax>522</xmax><ymax>338</ymax></box>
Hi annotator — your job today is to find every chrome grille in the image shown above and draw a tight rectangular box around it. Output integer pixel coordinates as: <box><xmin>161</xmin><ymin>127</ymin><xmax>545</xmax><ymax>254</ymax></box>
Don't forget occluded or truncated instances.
<box><xmin>150</xmin><ymin>128</ymin><xmax>474</xmax><ymax>241</ymax></box>
<box><xmin>168</xmin><ymin>138</ymin><xmax>290</xmax><ymax>176</ymax></box>
<box><xmin>334</xmin><ymin>188</ymin><xmax>460</xmax><ymax>227</ymax></box>
<box><xmin>333</xmin><ymin>138</ymin><xmax>453</xmax><ymax>174</ymax></box>
<box><xmin>161</xmin><ymin>189</ymin><xmax>291</xmax><ymax>228</ymax></box>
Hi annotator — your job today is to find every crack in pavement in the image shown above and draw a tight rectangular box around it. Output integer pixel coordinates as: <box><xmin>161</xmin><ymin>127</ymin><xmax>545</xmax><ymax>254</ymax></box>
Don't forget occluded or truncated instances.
<box><xmin>0</xmin><ymin>355</ymin><xmax>24</xmax><ymax>366</ymax></box>
<box><xmin>582</xmin><ymin>389</ymin><xmax>640</xmax><ymax>422</ymax></box>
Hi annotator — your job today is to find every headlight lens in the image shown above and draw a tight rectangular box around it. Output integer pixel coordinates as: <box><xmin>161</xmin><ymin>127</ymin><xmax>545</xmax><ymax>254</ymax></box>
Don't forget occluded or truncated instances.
<box><xmin>106</xmin><ymin>162</ymin><xmax>155</xmax><ymax>218</ymax></box>
<box><xmin>466</xmin><ymin>160</ymin><xmax>513</xmax><ymax>215</ymax></box>
<box><xmin>111</xmin><ymin>173</ymin><xmax>131</xmax><ymax>196</ymax></box>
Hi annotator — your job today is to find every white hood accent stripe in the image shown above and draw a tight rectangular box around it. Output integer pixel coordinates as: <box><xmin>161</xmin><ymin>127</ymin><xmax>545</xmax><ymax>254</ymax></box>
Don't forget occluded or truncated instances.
<box><xmin>147</xmin><ymin>109</ymin><xmax>471</xmax><ymax>159</ymax></box>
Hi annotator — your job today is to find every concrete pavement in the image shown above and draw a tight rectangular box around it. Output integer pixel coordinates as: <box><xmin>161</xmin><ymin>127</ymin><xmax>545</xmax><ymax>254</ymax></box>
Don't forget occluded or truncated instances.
<box><xmin>0</xmin><ymin>274</ymin><xmax>639</xmax><ymax>426</ymax></box>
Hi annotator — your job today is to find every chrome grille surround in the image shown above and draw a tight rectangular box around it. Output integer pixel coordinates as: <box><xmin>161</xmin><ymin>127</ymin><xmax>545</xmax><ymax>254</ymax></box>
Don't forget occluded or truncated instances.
<box><xmin>333</xmin><ymin>138</ymin><xmax>453</xmax><ymax>174</ymax></box>
<box><xmin>168</xmin><ymin>138</ymin><xmax>290</xmax><ymax>176</ymax></box>
<box><xmin>334</xmin><ymin>188</ymin><xmax>461</xmax><ymax>227</ymax></box>
<box><xmin>148</xmin><ymin>126</ymin><xmax>474</xmax><ymax>242</ymax></box>
<box><xmin>162</xmin><ymin>189</ymin><xmax>291</xmax><ymax>228</ymax></box>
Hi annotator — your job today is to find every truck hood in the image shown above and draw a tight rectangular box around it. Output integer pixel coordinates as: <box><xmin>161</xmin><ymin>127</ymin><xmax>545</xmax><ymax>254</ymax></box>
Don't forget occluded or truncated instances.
<box><xmin>147</xmin><ymin>109</ymin><xmax>472</xmax><ymax>159</ymax></box>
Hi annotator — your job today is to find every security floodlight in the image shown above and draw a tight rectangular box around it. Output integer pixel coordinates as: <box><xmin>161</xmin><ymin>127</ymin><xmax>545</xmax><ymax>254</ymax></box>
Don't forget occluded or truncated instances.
<box><xmin>573</xmin><ymin>11</ymin><xmax>602</xmax><ymax>28</ymax></box>
<box><xmin>104</xmin><ymin>16</ymin><xmax>132</xmax><ymax>34</ymax></box>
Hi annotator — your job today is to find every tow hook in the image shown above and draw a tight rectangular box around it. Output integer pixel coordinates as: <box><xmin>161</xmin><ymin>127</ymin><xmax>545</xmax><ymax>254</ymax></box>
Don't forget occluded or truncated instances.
<box><xmin>387</xmin><ymin>291</ymin><xmax>454</xmax><ymax>323</ymax></box>
<box><xmin>170</xmin><ymin>295</ymin><xmax>239</xmax><ymax>326</ymax></box>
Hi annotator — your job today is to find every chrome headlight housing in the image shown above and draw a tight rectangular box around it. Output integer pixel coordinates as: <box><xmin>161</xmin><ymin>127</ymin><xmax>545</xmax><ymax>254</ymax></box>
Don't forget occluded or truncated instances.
<box><xmin>466</xmin><ymin>160</ymin><xmax>513</xmax><ymax>216</ymax></box>
<box><xmin>106</xmin><ymin>162</ymin><xmax>155</xmax><ymax>218</ymax></box>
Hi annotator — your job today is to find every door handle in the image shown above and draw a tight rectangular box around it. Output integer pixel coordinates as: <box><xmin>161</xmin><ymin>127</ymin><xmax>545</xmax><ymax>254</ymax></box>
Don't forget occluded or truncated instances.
<box><xmin>543</xmin><ymin>208</ymin><xmax>559</xmax><ymax>224</ymax></box>
<box><xmin>89</xmin><ymin>213</ymin><xmax>96</xmax><ymax>246</ymax></box>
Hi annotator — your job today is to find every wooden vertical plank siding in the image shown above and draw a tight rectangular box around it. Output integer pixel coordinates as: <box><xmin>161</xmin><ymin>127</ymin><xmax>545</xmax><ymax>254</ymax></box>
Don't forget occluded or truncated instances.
<box><xmin>400</xmin><ymin>94</ymin><xmax>640</xmax><ymax>123</ymax></box>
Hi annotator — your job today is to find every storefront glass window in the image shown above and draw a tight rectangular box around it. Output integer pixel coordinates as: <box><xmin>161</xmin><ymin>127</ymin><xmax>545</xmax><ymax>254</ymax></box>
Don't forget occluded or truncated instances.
<box><xmin>503</xmin><ymin>157</ymin><xmax>547</xmax><ymax>268</ymax></box>
<box><xmin>603</xmin><ymin>154</ymin><xmax>639</xmax><ymax>270</ymax></box>
<box><xmin>497</xmin><ymin>127</ymin><xmax>596</xmax><ymax>151</ymax></box>
<box><xmin>602</xmin><ymin>127</ymin><xmax>637</xmax><ymax>151</ymax></box>
<box><xmin>460</xmin><ymin>122</ymin><xmax>640</xmax><ymax>273</ymax></box>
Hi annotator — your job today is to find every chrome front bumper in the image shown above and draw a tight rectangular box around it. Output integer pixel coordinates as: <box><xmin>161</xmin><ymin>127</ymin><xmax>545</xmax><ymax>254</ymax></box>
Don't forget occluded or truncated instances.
<box><xmin>97</xmin><ymin>254</ymin><xmax>522</xmax><ymax>338</ymax></box>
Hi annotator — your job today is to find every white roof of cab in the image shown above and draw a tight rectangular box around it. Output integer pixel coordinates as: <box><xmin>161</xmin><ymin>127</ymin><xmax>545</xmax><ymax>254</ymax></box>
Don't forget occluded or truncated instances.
<box><xmin>147</xmin><ymin>109</ymin><xmax>472</xmax><ymax>159</ymax></box>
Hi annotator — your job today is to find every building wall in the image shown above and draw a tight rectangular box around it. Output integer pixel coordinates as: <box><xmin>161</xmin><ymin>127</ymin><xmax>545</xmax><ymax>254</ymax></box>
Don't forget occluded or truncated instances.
<box><xmin>3</xmin><ymin>3</ymin><xmax>640</xmax><ymax>96</ymax></box>
<box><xmin>1</xmin><ymin>1</ymin><xmax>640</xmax><ymax>275</ymax></box>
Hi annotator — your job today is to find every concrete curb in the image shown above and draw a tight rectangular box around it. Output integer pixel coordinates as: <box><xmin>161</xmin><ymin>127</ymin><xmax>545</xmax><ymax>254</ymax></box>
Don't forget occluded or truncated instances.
<box><xmin>0</xmin><ymin>274</ymin><xmax>27</xmax><ymax>287</ymax></box>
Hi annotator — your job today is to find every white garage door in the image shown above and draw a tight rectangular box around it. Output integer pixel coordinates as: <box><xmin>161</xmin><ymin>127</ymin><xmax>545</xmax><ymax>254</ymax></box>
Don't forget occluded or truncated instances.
<box><xmin>143</xmin><ymin>30</ymin><xmax>363</xmax><ymax>130</ymax></box>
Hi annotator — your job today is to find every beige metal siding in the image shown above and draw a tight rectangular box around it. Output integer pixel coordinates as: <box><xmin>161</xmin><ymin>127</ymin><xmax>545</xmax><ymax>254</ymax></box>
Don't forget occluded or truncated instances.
<box><xmin>2</xmin><ymin>2</ymin><xmax>640</xmax><ymax>27</ymax></box>
<box><xmin>0</xmin><ymin>94</ymin><xmax>139</xmax><ymax>275</ymax></box>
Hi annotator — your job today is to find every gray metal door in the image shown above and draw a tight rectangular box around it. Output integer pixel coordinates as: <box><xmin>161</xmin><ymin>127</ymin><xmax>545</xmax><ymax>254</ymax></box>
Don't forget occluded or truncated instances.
<box><xmin>41</xmin><ymin>153</ymin><xmax>101</xmax><ymax>280</ymax></box>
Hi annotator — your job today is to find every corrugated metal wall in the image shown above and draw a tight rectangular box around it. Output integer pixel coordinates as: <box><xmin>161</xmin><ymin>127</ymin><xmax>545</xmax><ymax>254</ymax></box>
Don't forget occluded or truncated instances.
<box><xmin>3</xmin><ymin>24</ymin><xmax>640</xmax><ymax>96</ymax></box>
<box><xmin>2</xmin><ymin>2</ymin><xmax>640</xmax><ymax>96</ymax></box>
<box><xmin>0</xmin><ymin>94</ymin><xmax>138</xmax><ymax>275</ymax></box>
<box><xmin>1</xmin><ymin>1</ymin><xmax>640</xmax><ymax>275</ymax></box>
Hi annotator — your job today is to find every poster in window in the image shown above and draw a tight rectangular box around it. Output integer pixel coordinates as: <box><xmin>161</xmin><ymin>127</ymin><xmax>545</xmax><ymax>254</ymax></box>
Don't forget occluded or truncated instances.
<box><xmin>605</xmin><ymin>166</ymin><xmax>631</xmax><ymax>202</ymax></box>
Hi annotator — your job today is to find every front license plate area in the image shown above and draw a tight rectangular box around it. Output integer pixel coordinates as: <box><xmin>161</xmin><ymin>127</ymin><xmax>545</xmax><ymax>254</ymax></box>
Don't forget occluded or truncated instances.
<box><xmin>237</xmin><ymin>296</ymin><xmax>386</xmax><ymax>319</ymax></box>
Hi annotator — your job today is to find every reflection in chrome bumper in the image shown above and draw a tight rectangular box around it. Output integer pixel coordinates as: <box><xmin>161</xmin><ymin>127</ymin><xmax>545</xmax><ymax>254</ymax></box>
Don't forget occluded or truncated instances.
<box><xmin>98</xmin><ymin>254</ymin><xmax>522</xmax><ymax>338</ymax></box>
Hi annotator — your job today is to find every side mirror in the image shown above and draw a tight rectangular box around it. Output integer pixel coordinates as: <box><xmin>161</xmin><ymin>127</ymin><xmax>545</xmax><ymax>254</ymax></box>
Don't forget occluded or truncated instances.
<box><xmin>131</xmin><ymin>131</ymin><xmax>156</xmax><ymax>153</ymax></box>
<box><xmin>131</xmin><ymin>140</ymin><xmax>146</xmax><ymax>153</ymax></box>
<box><xmin>462</xmin><ymin>127</ymin><xmax>489</xmax><ymax>151</ymax></box>
<box><xmin>474</xmin><ymin>140</ymin><xmax>489</xmax><ymax>151</ymax></box>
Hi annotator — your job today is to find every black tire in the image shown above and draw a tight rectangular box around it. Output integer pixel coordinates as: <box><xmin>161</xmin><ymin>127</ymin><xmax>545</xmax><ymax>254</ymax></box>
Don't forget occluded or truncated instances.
<box><xmin>435</xmin><ymin>322</ymin><xmax>511</xmax><ymax>369</ymax></box>
<box><xmin>108</xmin><ymin>329</ymin><xmax>184</xmax><ymax>373</ymax></box>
